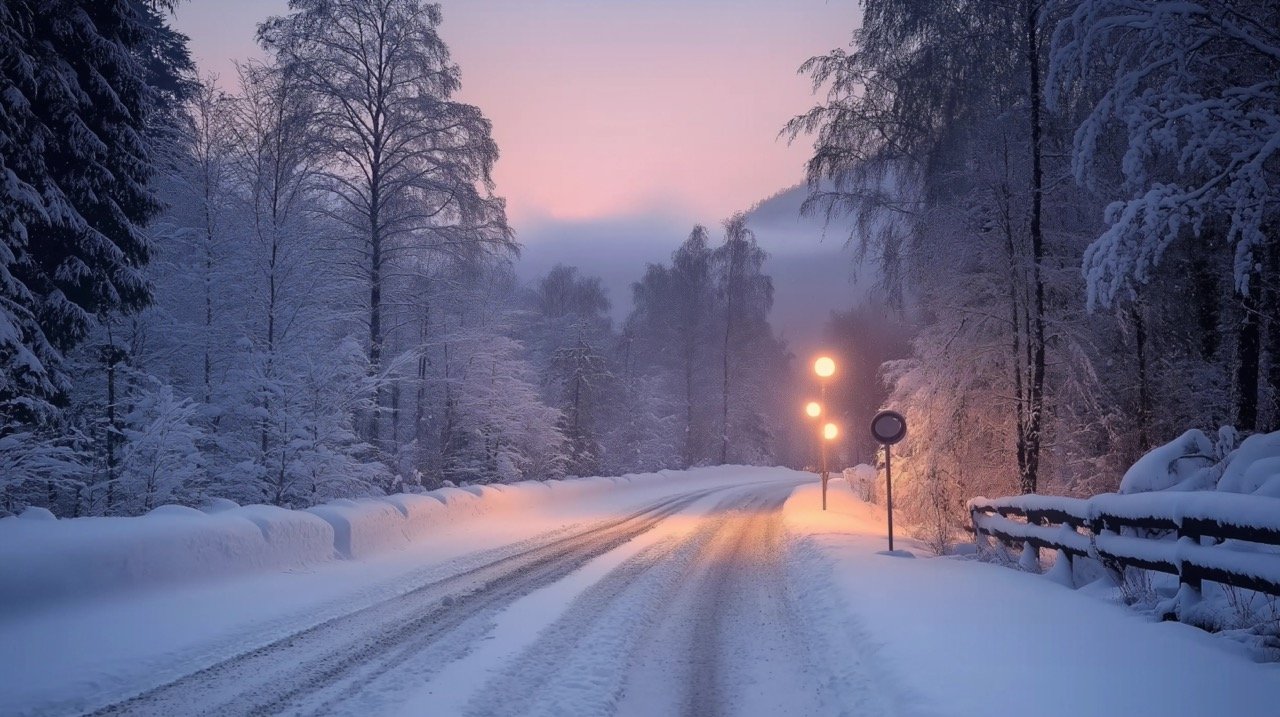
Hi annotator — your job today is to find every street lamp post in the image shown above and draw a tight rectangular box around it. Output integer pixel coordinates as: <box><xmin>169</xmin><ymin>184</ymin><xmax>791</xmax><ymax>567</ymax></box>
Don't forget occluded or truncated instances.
<box><xmin>813</xmin><ymin>356</ymin><xmax>836</xmax><ymax>510</ymax></box>
<box><xmin>821</xmin><ymin>421</ymin><xmax>838</xmax><ymax>510</ymax></box>
<box><xmin>803</xmin><ymin>400</ymin><xmax>822</xmax><ymax>488</ymax></box>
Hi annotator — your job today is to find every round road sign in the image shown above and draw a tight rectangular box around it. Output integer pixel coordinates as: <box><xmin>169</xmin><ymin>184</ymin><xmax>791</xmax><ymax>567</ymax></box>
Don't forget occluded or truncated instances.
<box><xmin>870</xmin><ymin>410</ymin><xmax>907</xmax><ymax>445</ymax></box>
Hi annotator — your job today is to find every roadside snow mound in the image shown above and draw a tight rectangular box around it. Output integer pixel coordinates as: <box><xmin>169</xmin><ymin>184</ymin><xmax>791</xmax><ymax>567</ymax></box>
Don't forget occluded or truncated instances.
<box><xmin>0</xmin><ymin>506</ymin><xmax>334</xmax><ymax>610</ymax></box>
<box><xmin>842</xmin><ymin>464</ymin><xmax>877</xmax><ymax>500</ymax></box>
<box><xmin>0</xmin><ymin>469</ymin><xmax>690</xmax><ymax>611</ymax></box>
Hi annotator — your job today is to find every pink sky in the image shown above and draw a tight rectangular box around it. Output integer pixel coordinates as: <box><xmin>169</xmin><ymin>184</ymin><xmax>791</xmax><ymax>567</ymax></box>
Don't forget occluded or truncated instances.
<box><xmin>170</xmin><ymin>0</ymin><xmax>858</xmax><ymax>233</ymax></box>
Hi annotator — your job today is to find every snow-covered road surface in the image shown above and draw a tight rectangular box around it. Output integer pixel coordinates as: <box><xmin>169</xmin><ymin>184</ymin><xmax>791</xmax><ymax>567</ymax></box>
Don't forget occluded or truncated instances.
<box><xmin>451</xmin><ymin>482</ymin><xmax>863</xmax><ymax>717</ymax></box>
<box><xmin>3</xmin><ymin>466</ymin><xmax>1278</xmax><ymax>717</ymax></box>
<box><xmin>86</xmin><ymin>484</ymin><xmax>761</xmax><ymax>715</ymax></box>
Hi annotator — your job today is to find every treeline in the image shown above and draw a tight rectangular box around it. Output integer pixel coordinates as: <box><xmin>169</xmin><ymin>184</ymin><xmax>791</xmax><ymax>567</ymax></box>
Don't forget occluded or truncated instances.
<box><xmin>791</xmin><ymin>0</ymin><xmax>1280</xmax><ymax>536</ymax></box>
<box><xmin>0</xmin><ymin>0</ymin><xmax>797</xmax><ymax>517</ymax></box>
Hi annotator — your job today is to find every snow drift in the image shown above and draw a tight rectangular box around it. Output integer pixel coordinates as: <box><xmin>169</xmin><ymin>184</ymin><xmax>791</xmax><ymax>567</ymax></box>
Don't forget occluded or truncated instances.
<box><xmin>1118</xmin><ymin>427</ymin><xmax>1280</xmax><ymax>497</ymax></box>
<box><xmin>0</xmin><ymin>470</ymin><xmax>684</xmax><ymax>612</ymax></box>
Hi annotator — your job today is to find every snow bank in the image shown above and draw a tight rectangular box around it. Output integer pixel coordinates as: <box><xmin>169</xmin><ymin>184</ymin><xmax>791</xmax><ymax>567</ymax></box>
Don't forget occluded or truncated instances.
<box><xmin>0</xmin><ymin>505</ymin><xmax>334</xmax><ymax>611</ymax></box>
<box><xmin>842</xmin><ymin>464</ymin><xmax>877</xmax><ymax>500</ymax></box>
<box><xmin>307</xmin><ymin>499</ymin><xmax>411</xmax><ymax>559</ymax></box>
<box><xmin>303</xmin><ymin>475</ymin><xmax>666</xmax><ymax>560</ymax></box>
<box><xmin>0</xmin><ymin>469</ymin><xmax>687</xmax><ymax>611</ymax></box>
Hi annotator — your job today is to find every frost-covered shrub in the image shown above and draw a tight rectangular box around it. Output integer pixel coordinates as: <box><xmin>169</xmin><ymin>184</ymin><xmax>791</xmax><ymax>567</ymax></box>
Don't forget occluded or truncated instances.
<box><xmin>908</xmin><ymin>466</ymin><xmax>962</xmax><ymax>556</ymax></box>
<box><xmin>115</xmin><ymin>380</ymin><xmax>206</xmax><ymax>513</ymax></box>
<box><xmin>0</xmin><ymin>431</ymin><xmax>86</xmax><ymax>516</ymax></box>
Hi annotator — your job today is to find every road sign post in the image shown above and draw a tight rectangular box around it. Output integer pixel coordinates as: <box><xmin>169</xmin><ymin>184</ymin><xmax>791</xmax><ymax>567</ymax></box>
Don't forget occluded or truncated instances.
<box><xmin>870</xmin><ymin>410</ymin><xmax>907</xmax><ymax>552</ymax></box>
<box><xmin>820</xmin><ymin>420</ymin><xmax>838</xmax><ymax>511</ymax></box>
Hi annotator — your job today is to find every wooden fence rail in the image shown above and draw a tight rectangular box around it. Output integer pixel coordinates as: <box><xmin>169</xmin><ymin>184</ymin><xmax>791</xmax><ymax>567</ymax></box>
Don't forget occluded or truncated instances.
<box><xmin>968</xmin><ymin>492</ymin><xmax>1280</xmax><ymax>620</ymax></box>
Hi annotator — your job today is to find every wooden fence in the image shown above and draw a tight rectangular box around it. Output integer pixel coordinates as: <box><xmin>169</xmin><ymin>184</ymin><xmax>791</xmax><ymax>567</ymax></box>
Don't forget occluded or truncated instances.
<box><xmin>968</xmin><ymin>492</ymin><xmax>1280</xmax><ymax>619</ymax></box>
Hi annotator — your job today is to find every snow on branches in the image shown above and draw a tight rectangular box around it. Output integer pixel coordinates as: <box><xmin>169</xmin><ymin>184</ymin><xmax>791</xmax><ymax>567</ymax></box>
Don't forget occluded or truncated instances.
<box><xmin>1050</xmin><ymin>0</ymin><xmax>1280</xmax><ymax>306</ymax></box>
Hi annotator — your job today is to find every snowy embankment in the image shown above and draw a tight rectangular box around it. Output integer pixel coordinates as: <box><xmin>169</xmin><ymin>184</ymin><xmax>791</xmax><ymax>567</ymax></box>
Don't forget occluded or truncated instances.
<box><xmin>0</xmin><ymin>470</ymin><xmax>684</xmax><ymax>613</ymax></box>
<box><xmin>781</xmin><ymin>480</ymin><xmax>1280</xmax><ymax>717</ymax></box>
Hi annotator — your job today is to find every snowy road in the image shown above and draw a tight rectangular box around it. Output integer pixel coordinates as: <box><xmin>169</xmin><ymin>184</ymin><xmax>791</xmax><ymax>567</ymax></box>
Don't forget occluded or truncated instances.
<box><xmin>456</xmin><ymin>482</ymin><xmax>856</xmax><ymax>717</ymax></box>
<box><xmin>76</xmin><ymin>476</ymin><xmax>867</xmax><ymax>716</ymax></box>
<box><xmin>6</xmin><ymin>467</ymin><xmax>1277</xmax><ymax>717</ymax></box>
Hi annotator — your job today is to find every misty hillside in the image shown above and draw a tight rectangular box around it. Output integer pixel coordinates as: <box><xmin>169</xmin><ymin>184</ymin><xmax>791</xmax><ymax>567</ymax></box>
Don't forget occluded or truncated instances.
<box><xmin>518</xmin><ymin>184</ymin><xmax>872</xmax><ymax>354</ymax></box>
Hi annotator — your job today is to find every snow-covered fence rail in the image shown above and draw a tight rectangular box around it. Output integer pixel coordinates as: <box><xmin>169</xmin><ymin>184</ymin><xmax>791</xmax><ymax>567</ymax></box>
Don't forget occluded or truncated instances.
<box><xmin>968</xmin><ymin>492</ymin><xmax>1280</xmax><ymax>617</ymax></box>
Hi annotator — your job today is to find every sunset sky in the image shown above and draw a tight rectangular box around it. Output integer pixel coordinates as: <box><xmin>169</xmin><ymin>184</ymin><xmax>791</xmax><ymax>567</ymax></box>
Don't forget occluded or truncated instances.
<box><xmin>171</xmin><ymin>0</ymin><xmax>858</xmax><ymax>236</ymax></box>
<box><xmin>170</xmin><ymin>0</ymin><xmax>865</xmax><ymax>347</ymax></box>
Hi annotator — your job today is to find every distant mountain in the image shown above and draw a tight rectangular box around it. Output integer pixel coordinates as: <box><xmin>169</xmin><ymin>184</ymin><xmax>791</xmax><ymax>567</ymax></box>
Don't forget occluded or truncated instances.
<box><xmin>513</xmin><ymin>183</ymin><xmax>877</xmax><ymax>357</ymax></box>
<box><xmin>741</xmin><ymin>184</ymin><xmax>872</xmax><ymax>354</ymax></box>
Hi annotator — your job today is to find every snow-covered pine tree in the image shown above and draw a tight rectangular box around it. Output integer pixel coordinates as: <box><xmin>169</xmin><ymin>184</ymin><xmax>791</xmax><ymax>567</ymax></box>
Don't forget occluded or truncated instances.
<box><xmin>439</xmin><ymin>328</ymin><xmax>566</xmax><ymax>485</ymax></box>
<box><xmin>0</xmin><ymin>0</ymin><xmax>192</xmax><ymax>432</ymax></box>
<box><xmin>115</xmin><ymin>378</ymin><xmax>206</xmax><ymax>513</ymax></box>
<box><xmin>524</xmin><ymin>265</ymin><xmax>615</xmax><ymax>477</ymax></box>
<box><xmin>625</xmin><ymin>227</ymin><xmax>720</xmax><ymax>467</ymax></box>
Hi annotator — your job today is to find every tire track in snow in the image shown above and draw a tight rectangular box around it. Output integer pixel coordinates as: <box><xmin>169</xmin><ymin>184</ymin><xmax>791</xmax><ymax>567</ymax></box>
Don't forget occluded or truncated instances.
<box><xmin>83</xmin><ymin>486</ymin><xmax>732</xmax><ymax>717</ymax></box>
<box><xmin>457</xmin><ymin>483</ymin><xmax>847</xmax><ymax>717</ymax></box>
<box><xmin>456</xmin><ymin>509</ymin><xmax>736</xmax><ymax>717</ymax></box>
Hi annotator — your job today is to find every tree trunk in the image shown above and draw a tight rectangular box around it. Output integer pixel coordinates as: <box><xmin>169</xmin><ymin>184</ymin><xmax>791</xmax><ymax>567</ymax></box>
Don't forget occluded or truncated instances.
<box><xmin>368</xmin><ymin>192</ymin><xmax>383</xmax><ymax>447</ymax></box>
<box><xmin>103</xmin><ymin>342</ymin><xmax>122</xmax><ymax>515</ymax></box>
<box><xmin>1264</xmin><ymin>239</ymin><xmax>1280</xmax><ymax>431</ymax></box>
<box><xmin>1132</xmin><ymin>300</ymin><xmax>1151</xmax><ymax>452</ymax></box>
<box><xmin>1001</xmin><ymin>174</ymin><xmax>1029</xmax><ymax>493</ymax></box>
<box><xmin>414</xmin><ymin>304</ymin><xmax>430</xmax><ymax>458</ymax></box>
<box><xmin>720</xmin><ymin>253</ymin><xmax>735</xmax><ymax>466</ymax></box>
<box><xmin>683</xmin><ymin>348</ymin><xmax>695</xmax><ymax>467</ymax></box>
<box><xmin>1022</xmin><ymin>0</ymin><xmax>1046</xmax><ymax>495</ymax></box>
<box><xmin>1235</xmin><ymin>275</ymin><xmax>1261</xmax><ymax>432</ymax></box>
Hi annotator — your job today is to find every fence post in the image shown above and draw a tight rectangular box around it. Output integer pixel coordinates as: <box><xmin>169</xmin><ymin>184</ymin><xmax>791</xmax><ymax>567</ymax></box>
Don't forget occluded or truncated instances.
<box><xmin>970</xmin><ymin>507</ymin><xmax>987</xmax><ymax>557</ymax></box>
<box><xmin>1167</xmin><ymin>522</ymin><xmax>1203</xmax><ymax>622</ymax></box>
<box><xmin>1178</xmin><ymin>523</ymin><xmax>1202</xmax><ymax>592</ymax></box>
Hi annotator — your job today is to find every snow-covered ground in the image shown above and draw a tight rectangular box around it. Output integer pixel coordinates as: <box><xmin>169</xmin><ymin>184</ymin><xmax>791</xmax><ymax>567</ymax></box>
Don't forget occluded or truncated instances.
<box><xmin>1</xmin><ymin>467</ymin><xmax>1277</xmax><ymax>716</ymax></box>
<box><xmin>783</xmin><ymin>482</ymin><xmax>1280</xmax><ymax>717</ymax></box>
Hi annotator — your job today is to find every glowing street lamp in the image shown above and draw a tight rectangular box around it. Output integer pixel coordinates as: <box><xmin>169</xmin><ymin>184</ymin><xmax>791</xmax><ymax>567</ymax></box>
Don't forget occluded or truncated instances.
<box><xmin>820</xmin><ymin>421</ymin><xmax>839</xmax><ymax>509</ymax></box>
<box><xmin>810</xmin><ymin>355</ymin><xmax>838</xmax><ymax>510</ymax></box>
<box><xmin>805</xmin><ymin>401</ymin><xmax>822</xmax><ymax>419</ymax></box>
<box><xmin>814</xmin><ymin>356</ymin><xmax>836</xmax><ymax>379</ymax></box>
